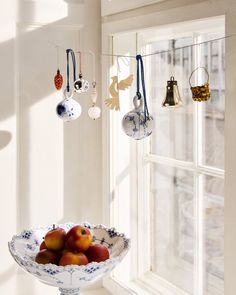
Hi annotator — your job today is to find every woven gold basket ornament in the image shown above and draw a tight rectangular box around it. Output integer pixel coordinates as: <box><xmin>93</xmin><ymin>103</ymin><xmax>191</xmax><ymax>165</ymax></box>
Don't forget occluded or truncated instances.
<box><xmin>189</xmin><ymin>67</ymin><xmax>211</xmax><ymax>102</ymax></box>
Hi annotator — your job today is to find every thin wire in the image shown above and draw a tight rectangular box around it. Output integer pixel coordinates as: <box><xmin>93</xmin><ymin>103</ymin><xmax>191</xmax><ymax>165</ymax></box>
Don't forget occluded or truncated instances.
<box><xmin>102</xmin><ymin>34</ymin><xmax>236</xmax><ymax>59</ymax></box>
<box><xmin>78</xmin><ymin>51</ymin><xmax>82</xmax><ymax>74</ymax></box>
<box><xmin>56</xmin><ymin>46</ymin><xmax>59</xmax><ymax>69</ymax></box>
<box><xmin>89</xmin><ymin>50</ymin><xmax>96</xmax><ymax>82</ymax></box>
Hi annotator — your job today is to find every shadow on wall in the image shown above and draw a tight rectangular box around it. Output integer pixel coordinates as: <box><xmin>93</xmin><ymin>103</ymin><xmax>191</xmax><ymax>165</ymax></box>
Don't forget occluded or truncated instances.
<box><xmin>1</xmin><ymin>1</ymin><xmax>89</xmax><ymax>294</ymax></box>
<box><xmin>0</xmin><ymin>131</ymin><xmax>12</xmax><ymax>150</ymax></box>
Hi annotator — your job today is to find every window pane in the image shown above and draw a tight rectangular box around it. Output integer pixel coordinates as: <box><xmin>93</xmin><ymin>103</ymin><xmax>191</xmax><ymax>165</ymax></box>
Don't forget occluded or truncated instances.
<box><xmin>151</xmin><ymin>163</ymin><xmax>194</xmax><ymax>294</ymax></box>
<box><xmin>200</xmin><ymin>34</ymin><xmax>225</xmax><ymax>169</ymax></box>
<box><xmin>148</xmin><ymin>37</ymin><xmax>194</xmax><ymax>162</ymax></box>
<box><xmin>203</xmin><ymin>175</ymin><xmax>224</xmax><ymax>295</ymax></box>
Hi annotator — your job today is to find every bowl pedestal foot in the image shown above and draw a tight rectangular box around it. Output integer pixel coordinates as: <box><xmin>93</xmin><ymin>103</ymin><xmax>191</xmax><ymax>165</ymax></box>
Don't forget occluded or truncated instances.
<box><xmin>59</xmin><ymin>288</ymin><xmax>80</xmax><ymax>295</ymax></box>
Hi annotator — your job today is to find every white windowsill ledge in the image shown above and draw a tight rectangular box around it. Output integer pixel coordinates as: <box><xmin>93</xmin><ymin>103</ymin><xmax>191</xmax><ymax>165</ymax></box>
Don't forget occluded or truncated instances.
<box><xmin>82</xmin><ymin>288</ymin><xmax>112</xmax><ymax>295</ymax></box>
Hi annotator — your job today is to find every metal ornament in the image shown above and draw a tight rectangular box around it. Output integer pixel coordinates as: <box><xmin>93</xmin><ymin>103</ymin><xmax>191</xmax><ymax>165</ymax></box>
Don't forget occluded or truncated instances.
<box><xmin>56</xmin><ymin>90</ymin><xmax>81</xmax><ymax>122</ymax></box>
<box><xmin>162</xmin><ymin>76</ymin><xmax>183</xmax><ymax>108</ymax></box>
<box><xmin>122</xmin><ymin>94</ymin><xmax>153</xmax><ymax>140</ymax></box>
<box><xmin>189</xmin><ymin>67</ymin><xmax>211</xmax><ymax>102</ymax></box>
<box><xmin>74</xmin><ymin>51</ymin><xmax>89</xmax><ymax>93</ymax></box>
<box><xmin>105</xmin><ymin>75</ymin><xmax>133</xmax><ymax>111</ymax></box>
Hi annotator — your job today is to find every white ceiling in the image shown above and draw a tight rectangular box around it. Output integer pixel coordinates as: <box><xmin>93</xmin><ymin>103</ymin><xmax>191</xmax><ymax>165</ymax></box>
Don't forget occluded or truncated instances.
<box><xmin>101</xmin><ymin>0</ymin><xmax>165</xmax><ymax>16</ymax></box>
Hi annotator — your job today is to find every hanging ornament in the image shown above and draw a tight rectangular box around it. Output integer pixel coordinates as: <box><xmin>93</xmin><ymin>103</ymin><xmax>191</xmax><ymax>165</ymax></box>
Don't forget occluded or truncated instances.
<box><xmin>74</xmin><ymin>51</ymin><xmax>89</xmax><ymax>93</ymax></box>
<box><xmin>189</xmin><ymin>67</ymin><xmax>211</xmax><ymax>102</ymax></box>
<box><xmin>122</xmin><ymin>54</ymin><xmax>153</xmax><ymax>140</ymax></box>
<box><xmin>162</xmin><ymin>76</ymin><xmax>183</xmax><ymax>108</ymax></box>
<box><xmin>54</xmin><ymin>46</ymin><xmax>63</xmax><ymax>90</ymax></box>
<box><xmin>54</xmin><ymin>69</ymin><xmax>63</xmax><ymax>90</ymax></box>
<box><xmin>56</xmin><ymin>48</ymin><xmax>82</xmax><ymax>122</ymax></box>
<box><xmin>105</xmin><ymin>75</ymin><xmax>133</xmax><ymax>111</ymax></box>
<box><xmin>88</xmin><ymin>82</ymin><xmax>101</xmax><ymax>120</ymax></box>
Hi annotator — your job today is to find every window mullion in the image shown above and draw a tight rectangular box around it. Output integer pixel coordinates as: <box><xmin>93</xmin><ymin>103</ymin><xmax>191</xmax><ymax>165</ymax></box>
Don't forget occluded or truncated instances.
<box><xmin>193</xmin><ymin>33</ymin><xmax>204</xmax><ymax>295</ymax></box>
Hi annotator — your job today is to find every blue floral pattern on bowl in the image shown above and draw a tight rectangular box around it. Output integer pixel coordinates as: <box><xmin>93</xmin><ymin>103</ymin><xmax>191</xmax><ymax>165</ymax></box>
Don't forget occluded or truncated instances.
<box><xmin>8</xmin><ymin>223</ymin><xmax>130</xmax><ymax>295</ymax></box>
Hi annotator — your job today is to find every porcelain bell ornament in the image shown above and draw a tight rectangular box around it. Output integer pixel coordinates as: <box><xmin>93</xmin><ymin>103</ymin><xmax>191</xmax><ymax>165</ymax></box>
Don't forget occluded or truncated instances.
<box><xmin>122</xmin><ymin>94</ymin><xmax>153</xmax><ymax>140</ymax></box>
<box><xmin>56</xmin><ymin>90</ymin><xmax>81</xmax><ymax>122</ymax></box>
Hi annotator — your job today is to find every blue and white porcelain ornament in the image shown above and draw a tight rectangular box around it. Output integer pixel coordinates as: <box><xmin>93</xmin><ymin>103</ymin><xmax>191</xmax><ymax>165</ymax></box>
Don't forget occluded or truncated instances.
<box><xmin>122</xmin><ymin>94</ymin><xmax>153</xmax><ymax>139</ymax></box>
<box><xmin>74</xmin><ymin>51</ymin><xmax>89</xmax><ymax>93</ymax></box>
<box><xmin>122</xmin><ymin>54</ymin><xmax>153</xmax><ymax>140</ymax></box>
<box><xmin>88</xmin><ymin>82</ymin><xmax>101</xmax><ymax>120</ymax></box>
<box><xmin>56</xmin><ymin>90</ymin><xmax>81</xmax><ymax>122</ymax></box>
<box><xmin>56</xmin><ymin>48</ymin><xmax>82</xmax><ymax>122</ymax></box>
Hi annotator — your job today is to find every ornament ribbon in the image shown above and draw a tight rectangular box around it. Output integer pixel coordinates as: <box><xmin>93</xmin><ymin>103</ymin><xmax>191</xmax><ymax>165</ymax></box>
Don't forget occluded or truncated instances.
<box><xmin>136</xmin><ymin>54</ymin><xmax>150</xmax><ymax>122</ymax></box>
<box><xmin>66</xmin><ymin>49</ymin><xmax>76</xmax><ymax>92</ymax></box>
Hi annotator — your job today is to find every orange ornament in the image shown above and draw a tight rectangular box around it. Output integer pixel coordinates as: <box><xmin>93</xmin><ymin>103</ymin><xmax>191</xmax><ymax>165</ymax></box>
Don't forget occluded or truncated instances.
<box><xmin>54</xmin><ymin>69</ymin><xmax>63</xmax><ymax>90</ymax></box>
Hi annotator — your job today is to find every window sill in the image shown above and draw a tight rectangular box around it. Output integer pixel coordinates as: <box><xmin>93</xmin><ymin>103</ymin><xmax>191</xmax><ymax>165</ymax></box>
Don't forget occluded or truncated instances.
<box><xmin>82</xmin><ymin>287</ymin><xmax>112</xmax><ymax>295</ymax></box>
<box><xmin>103</xmin><ymin>276</ymin><xmax>161</xmax><ymax>295</ymax></box>
<box><xmin>103</xmin><ymin>272</ymin><xmax>191</xmax><ymax>295</ymax></box>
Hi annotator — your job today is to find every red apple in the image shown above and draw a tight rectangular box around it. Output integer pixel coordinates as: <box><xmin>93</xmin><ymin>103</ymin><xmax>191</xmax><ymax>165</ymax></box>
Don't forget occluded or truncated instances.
<box><xmin>65</xmin><ymin>225</ymin><xmax>92</xmax><ymax>252</ymax></box>
<box><xmin>35</xmin><ymin>249</ymin><xmax>59</xmax><ymax>265</ymax></box>
<box><xmin>44</xmin><ymin>226</ymin><xmax>66</xmax><ymax>251</ymax></box>
<box><xmin>85</xmin><ymin>244</ymin><xmax>110</xmax><ymax>263</ymax></box>
<box><xmin>39</xmin><ymin>241</ymin><xmax>47</xmax><ymax>250</ymax></box>
<box><xmin>59</xmin><ymin>251</ymin><xmax>88</xmax><ymax>266</ymax></box>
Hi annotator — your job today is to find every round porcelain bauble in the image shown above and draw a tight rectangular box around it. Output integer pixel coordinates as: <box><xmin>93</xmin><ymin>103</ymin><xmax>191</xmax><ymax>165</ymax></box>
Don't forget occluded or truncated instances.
<box><xmin>56</xmin><ymin>98</ymin><xmax>81</xmax><ymax>122</ymax></box>
<box><xmin>88</xmin><ymin>106</ymin><xmax>101</xmax><ymax>120</ymax></box>
<box><xmin>122</xmin><ymin>95</ymin><xmax>153</xmax><ymax>140</ymax></box>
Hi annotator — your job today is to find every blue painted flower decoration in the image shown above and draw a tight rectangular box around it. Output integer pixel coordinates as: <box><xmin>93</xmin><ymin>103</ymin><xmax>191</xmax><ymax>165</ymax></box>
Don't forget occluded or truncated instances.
<box><xmin>8</xmin><ymin>223</ymin><xmax>130</xmax><ymax>290</ymax></box>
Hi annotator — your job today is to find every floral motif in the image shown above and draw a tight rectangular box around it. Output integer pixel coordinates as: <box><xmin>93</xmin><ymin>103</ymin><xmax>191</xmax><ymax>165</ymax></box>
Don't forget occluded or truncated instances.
<box><xmin>8</xmin><ymin>222</ymin><xmax>130</xmax><ymax>295</ymax></box>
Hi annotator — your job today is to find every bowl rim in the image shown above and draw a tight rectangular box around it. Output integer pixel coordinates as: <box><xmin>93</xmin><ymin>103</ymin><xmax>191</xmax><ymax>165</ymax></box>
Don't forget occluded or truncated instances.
<box><xmin>8</xmin><ymin>222</ymin><xmax>130</xmax><ymax>272</ymax></box>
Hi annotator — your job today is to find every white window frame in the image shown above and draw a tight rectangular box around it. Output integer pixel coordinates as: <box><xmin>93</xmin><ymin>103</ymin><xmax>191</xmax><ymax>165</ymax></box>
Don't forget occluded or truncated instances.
<box><xmin>101</xmin><ymin>1</ymin><xmax>236</xmax><ymax>295</ymax></box>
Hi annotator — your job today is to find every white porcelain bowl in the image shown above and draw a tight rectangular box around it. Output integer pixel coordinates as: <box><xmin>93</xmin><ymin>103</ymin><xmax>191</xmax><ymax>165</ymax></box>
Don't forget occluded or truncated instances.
<box><xmin>8</xmin><ymin>223</ymin><xmax>130</xmax><ymax>295</ymax></box>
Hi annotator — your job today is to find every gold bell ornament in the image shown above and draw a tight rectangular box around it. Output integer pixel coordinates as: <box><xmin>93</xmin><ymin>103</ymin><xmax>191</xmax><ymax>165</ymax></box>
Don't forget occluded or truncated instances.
<box><xmin>189</xmin><ymin>67</ymin><xmax>211</xmax><ymax>102</ymax></box>
<box><xmin>162</xmin><ymin>76</ymin><xmax>183</xmax><ymax>108</ymax></box>
<box><xmin>88</xmin><ymin>82</ymin><xmax>101</xmax><ymax>120</ymax></box>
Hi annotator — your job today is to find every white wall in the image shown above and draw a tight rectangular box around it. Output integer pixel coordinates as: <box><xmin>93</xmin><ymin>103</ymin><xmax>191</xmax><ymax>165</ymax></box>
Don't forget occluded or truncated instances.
<box><xmin>0</xmin><ymin>0</ymin><xmax>102</xmax><ymax>294</ymax></box>
<box><xmin>101</xmin><ymin>0</ymin><xmax>165</xmax><ymax>16</ymax></box>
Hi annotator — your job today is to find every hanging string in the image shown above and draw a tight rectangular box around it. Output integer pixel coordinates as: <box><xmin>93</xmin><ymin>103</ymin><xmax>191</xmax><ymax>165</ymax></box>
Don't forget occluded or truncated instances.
<box><xmin>56</xmin><ymin>46</ymin><xmax>59</xmax><ymax>69</ymax></box>
<box><xmin>49</xmin><ymin>34</ymin><xmax>235</xmax><ymax>59</ymax></box>
<box><xmin>66</xmin><ymin>48</ymin><xmax>76</xmax><ymax>92</ymax></box>
<box><xmin>78</xmin><ymin>51</ymin><xmax>82</xmax><ymax>76</ymax></box>
<box><xmin>102</xmin><ymin>34</ymin><xmax>235</xmax><ymax>59</ymax></box>
<box><xmin>136</xmin><ymin>54</ymin><xmax>149</xmax><ymax>122</ymax></box>
<box><xmin>89</xmin><ymin>50</ymin><xmax>96</xmax><ymax>83</ymax></box>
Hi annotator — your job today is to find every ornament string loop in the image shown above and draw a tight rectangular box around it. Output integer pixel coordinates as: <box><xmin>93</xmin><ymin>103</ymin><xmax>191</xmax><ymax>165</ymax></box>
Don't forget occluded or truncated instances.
<box><xmin>136</xmin><ymin>54</ymin><xmax>150</xmax><ymax>122</ymax></box>
<box><xmin>78</xmin><ymin>51</ymin><xmax>82</xmax><ymax>76</ymax></box>
<box><xmin>66</xmin><ymin>48</ymin><xmax>76</xmax><ymax>92</ymax></box>
<box><xmin>189</xmin><ymin>66</ymin><xmax>209</xmax><ymax>87</ymax></box>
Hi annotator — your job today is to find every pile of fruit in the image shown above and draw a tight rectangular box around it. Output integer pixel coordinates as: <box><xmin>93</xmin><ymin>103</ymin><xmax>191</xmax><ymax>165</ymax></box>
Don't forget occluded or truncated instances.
<box><xmin>35</xmin><ymin>225</ymin><xmax>110</xmax><ymax>266</ymax></box>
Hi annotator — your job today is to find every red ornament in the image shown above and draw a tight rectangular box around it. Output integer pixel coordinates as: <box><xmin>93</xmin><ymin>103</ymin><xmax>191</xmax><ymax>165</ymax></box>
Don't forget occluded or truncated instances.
<box><xmin>54</xmin><ymin>69</ymin><xmax>63</xmax><ymax>90</ymax></box>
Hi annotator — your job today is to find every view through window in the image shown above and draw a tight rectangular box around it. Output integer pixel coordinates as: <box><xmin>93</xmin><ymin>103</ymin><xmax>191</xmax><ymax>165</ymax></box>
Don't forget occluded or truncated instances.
<box><xmin>109</xmin><ymin>17</ymin><xmax>224</xmax><ymax>295</ymax></box>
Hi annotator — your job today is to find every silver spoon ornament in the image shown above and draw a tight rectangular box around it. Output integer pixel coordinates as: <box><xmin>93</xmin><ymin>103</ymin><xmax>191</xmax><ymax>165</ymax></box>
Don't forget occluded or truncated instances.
<box><xmin>56</xmin><ymin>89</ymin><xmax>82</xmax><ymax>122</ymax></box>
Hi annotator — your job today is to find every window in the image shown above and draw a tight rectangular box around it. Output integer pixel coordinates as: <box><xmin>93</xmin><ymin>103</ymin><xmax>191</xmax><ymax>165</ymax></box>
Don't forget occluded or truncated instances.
<box><xmin>106</xmin><ymin>17</ymin><xmax>225</xmax><ymax>295</ymax></box>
